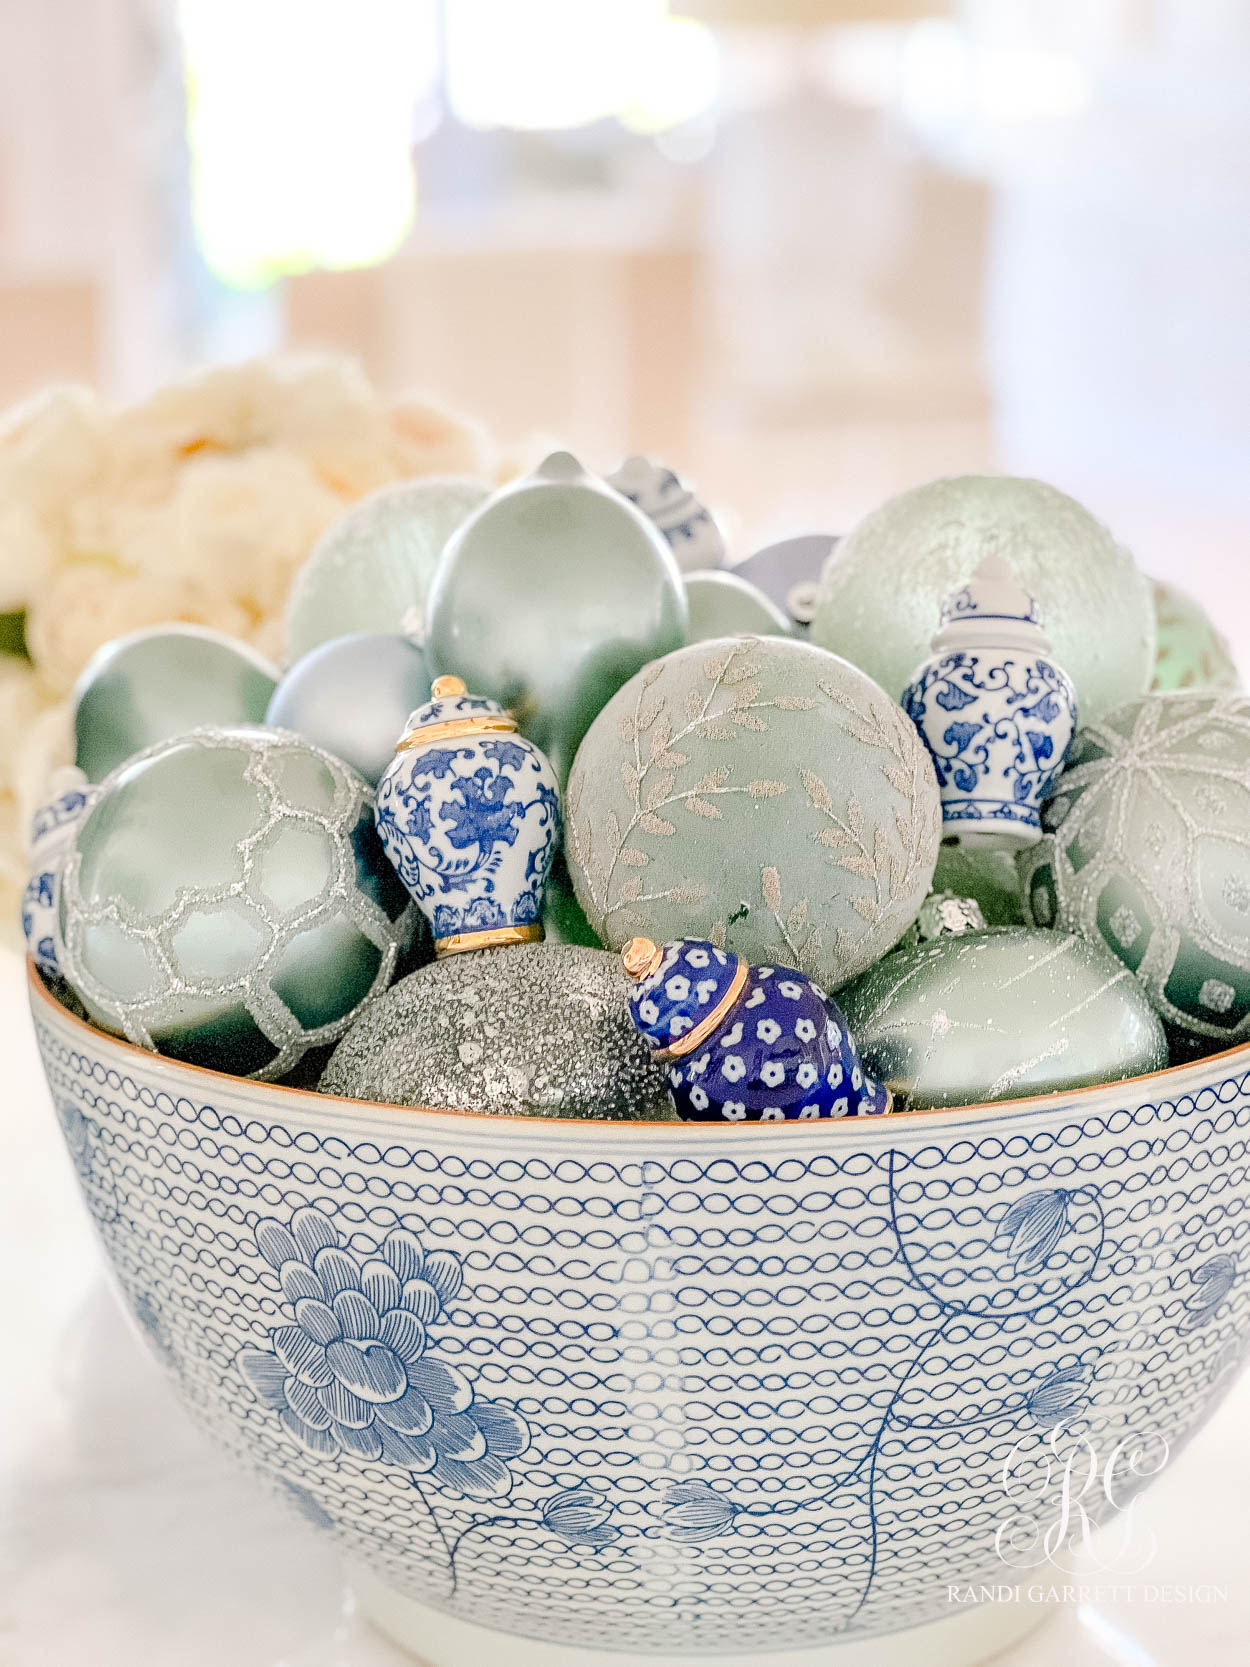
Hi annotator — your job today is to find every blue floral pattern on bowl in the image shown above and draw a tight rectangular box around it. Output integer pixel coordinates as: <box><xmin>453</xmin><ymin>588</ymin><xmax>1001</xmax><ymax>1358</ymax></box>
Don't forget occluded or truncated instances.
<box><xmin>20</xmin><ymin>772</ymin><xmax>95</xmax><ymax>978</ymax></box>
<box><xmin>901</xmin><ymin>557</ymin><xmax>1077</xmax><ymax>848</ymax></box>
<box><xmin>375</xmin><ymin>680</ymin><xmax>561</xmax><ymax>946</ymax></box>
<box><xmin>28</xmin><ymin>966</ymin><xmax>1250</xmax><ymax>1658</ymax></box>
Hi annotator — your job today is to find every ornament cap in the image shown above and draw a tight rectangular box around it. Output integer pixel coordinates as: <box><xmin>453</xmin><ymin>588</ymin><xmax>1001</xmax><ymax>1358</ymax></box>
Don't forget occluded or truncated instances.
<box><xmin>622</xmin><ymin>937</ymin><xmax>663</xmax><ymax>981</ymax></box>
<box><xmin>431</xmin><ymin>674</ymin><xmax>467</xmax><ymax>699</ymax></box>
<box><xmin>933</xmin><ymin>555</ymin><xmax>1051</xmax><ymax>654</ymax></box>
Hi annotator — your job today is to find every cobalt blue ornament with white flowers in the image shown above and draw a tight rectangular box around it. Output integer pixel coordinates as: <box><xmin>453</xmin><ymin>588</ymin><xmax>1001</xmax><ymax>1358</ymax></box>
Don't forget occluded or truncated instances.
<box><xmin>622</xmin><ymin>935</ymin><xmax>890</xmax><ymax>1122</ymax></box>
<box><xmin>901</xmin><ymin>554</ymin><xmax>1077</xmax><ymax>850</ymax></box>
<box><xmin>375</xmin><ymin>675</ymin><xmax>562</xmax><ymax>956</ymax></box>
<box><xmin>21</xmin><ymin>767</ymin><xmax>96</xmax><ymax>978</ymax></box>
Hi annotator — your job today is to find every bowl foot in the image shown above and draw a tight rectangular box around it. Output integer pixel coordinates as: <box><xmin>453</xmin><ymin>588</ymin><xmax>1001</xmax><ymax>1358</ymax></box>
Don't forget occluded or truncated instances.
<box><xmin>349</xmin><ymin>1569</ymin><xmax>1057</xmax><ymax>1667</ymax></box>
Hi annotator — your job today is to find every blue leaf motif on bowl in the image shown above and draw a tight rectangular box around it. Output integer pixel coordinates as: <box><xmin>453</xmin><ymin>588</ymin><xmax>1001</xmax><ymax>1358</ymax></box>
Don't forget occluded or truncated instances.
<box><xmin>238</xmin><ymin>1207</ymin><xmax>529</xmax><ymax>1500</ymax></box>
<box><xmin>1185</xmin><ymin>1254</ymin><xmax>1236</xmax><ymax>1330</ymax></box>
<box><xmin>541</xmin><ymin>1488</ymin><xmax>620</xmax><ymax>1548</ymax></box>
<box><xmin>1001</xmin><ymin>1189</ymin><xmax>1072</xmax><ymax>1275</ymax></box>
<box><xmin>1026</xmin><ymin>1364</ymin><xmax>1088</xmax><ymax>1429</ymax></box>
<box><xmin>662</xmin><ymin>1480</ymin><xmax>738</xmax><ymax>1543</ymax></box>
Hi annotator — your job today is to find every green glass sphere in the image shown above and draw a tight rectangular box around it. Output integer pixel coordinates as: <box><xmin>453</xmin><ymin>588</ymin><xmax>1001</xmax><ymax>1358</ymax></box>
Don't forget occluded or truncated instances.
<box><xmin>809</xmin><ymin>475</ymin><xmax>1155</xmax><ymax>725</ymax></box>
<box><xmin>1152</xmin><ymin>579</ymin><xmax>1240</xmax><ymax>693</ymax></box>
<box><xmin>840</xmin><ymin>927</ymin><xmax>1167</xmax><ymax>1108</ymax></box>
<box><xmin>684</xmin><ymin>569</ymin><xmax>792</xmax><ymax>644</ymax></box>
<box><xmin>566</xmin><ymin>634</ymin><xmax>941</xmax><ymax>989</ymax></box>
<box><xmin>285</xmin><ymin>477</ymin><xmax>488</xmax><ymax>661</ymax></box>
<box><xmin>74</xmin><ymin>625</ymin><xmax>278</xmax><ymax>783</ymax></box>
<box><xmin>59</xmin><ymin>725</ymin><xmax>416</xmax><ymax>1079</ymax></box>
<box><xmin>320</xmin><ymin>944</ymin><xmax>675</xmax><ymax>1119</ymax></box>
<box><xmin>425</xmin><ymin>452</ymin><xmax>687</xmax><ymax>782</ymax></box>
<box><xmin>1021</xmin><ymin>691</ymin><xmax>1250</xmax><ymax>1046</ymax></box>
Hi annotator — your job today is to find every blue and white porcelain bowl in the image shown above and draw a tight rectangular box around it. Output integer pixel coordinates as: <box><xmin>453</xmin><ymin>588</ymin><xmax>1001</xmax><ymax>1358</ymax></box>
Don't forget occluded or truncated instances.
<box><xmin>29</xmin><ymin>965</ymin><xmax>1250</xmax><ymax>1667</ymax></box>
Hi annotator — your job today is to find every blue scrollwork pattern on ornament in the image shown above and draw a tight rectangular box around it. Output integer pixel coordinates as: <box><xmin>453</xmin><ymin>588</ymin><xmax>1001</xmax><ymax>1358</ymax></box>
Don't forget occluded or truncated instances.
<box><xmin>901</xmin><ymin>653</ymin><xmax>1077</xmax><ymax>833</ymax></box>
<box><xmin>375</xmin><ymin>739</ymin><xmax>560</xmax><ymax>938</ymax></box>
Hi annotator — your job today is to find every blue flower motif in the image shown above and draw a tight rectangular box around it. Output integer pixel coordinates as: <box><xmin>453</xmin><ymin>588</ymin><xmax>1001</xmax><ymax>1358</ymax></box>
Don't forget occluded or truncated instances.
<box><xmin>440</xmin><ymin>769</ymin><xmax>525</xmax><ymax>852</ymax></box>
<box><xmin>541</xmin><ymin>1487</ymin><xmax>620</xmax><ymax>1548</ymax></box>
<box><xmin>416</xmin><ymin>746</ymin><xmax>470</xmax><ymax>781</ymax></box>
<box><xmin>1001</xmin><ymin>1189</ymin><xmax>1071</xmax><ymax>1275</ymax></box>
<box><xmin>1027</xmin><ymin>1364</ymin><xmax>1088</xmax><ymax>1429</ymax></box>
<box><xmin>238</xmin><ymin>1207</ymin><xmax>529</xmax><ymax>1499</ymax></box>
<box><xmin>481</xmin><ymin>739</ymin><xmax>528</xmax><ymax>772</ymax></box>
<box><xmin>1186</xmin><ymin>1254</ymin><xmax>1236</xmax><ymax>1329</ymax></box>
<box><xmin>662</xmin><ymin>1479</ymin><xmax>737</xmax><ymax>1543</ymax></box>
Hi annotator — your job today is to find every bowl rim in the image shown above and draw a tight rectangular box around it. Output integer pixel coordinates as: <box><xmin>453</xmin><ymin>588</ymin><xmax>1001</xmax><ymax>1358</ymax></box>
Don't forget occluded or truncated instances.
<box><xmin>28</xmin><ymin>956</ymin><xmax>1250</xmax><ymax>1136</ymax></box>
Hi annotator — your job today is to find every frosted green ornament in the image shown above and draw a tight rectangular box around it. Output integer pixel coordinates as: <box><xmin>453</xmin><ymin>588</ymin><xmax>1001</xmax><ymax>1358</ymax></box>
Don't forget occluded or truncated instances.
<box><xmin>59</xmin><ymin>726</ymin><xmax>417</xmax><ymax>1080</ymax></box>
<box><xmin>1152</xmin><ymin>580</ymin><xmax>1240</xmax><ymax>693</ymax></box>
<box><xmin>840</xmin><ymin>927</ymin><xmax>1167</xmax><ymax>1109</ymax></box>
<box><xmin>566</xmin><ymin>635</ymin><xmax>941</xmax><ymax>989</ymax></box>
<box><xmin>1020</xmin><ymin>691</ymin><xmax>1250</xmax><ymax>1046</ymax></box>
<box><xmin>684</xmin><ymin>569</ymin><xmax>792</xmax><ymax>644</ymax></box>
<box><xmin>425</xmin><ymin>452</ymin><xmax>687</xmax><ymax>783</ymax></box>
<box><xmin>810</xmin><ymin>475</ymin><xmax>1154</xmax><ymax>725</ymax></box>
<box><xmin>74</xmin><ymin>625</ymin><xmax>278</xmax><ymax>784</ymax></box>
<box><xmin>320</xmin><ymin>944</ymin><xmax>675</xmax><ymax>1119</ymax></box>
<box><xmin>284</xmin><ymin>477</ymin><xmax>488</xmax><ymax>661</ymax></box>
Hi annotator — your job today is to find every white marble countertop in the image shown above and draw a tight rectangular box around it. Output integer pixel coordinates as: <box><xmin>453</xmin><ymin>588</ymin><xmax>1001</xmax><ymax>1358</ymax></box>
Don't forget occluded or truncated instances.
<box><xmin>2</xmin><ymin>945</ymin><xmax>1247</xmax><ymax>1667</ymax></box>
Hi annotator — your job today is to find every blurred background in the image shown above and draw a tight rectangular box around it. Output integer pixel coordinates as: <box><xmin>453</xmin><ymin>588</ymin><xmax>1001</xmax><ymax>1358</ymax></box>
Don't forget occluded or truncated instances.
<box><xmin>0</xmin><ymin>0</ymin><xmax>1247</xmax><ymax>634</ymax></box>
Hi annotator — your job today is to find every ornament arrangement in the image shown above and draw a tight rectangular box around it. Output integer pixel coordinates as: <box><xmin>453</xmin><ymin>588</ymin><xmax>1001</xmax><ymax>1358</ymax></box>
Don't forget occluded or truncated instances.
<box><xmin>23</xmin><ymin>452</ymin><xmax>1244</xmax><ymax>1121</ymax></box>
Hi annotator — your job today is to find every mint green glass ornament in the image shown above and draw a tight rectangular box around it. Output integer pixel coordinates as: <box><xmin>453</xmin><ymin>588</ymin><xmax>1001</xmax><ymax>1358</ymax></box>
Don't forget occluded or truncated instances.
<box><xmin>1152</xmin><ymin>579</ymin><xmax>1240</xmax><ymax>692</ymax></box>
<box><xmin>932</xmin><ymin>840</ymin><xmax>1025</xmax><ymax>925</ymax></box>
<box><xmin>840</xmin><ymin>927</ymin><xmax>1167</xmax><ymax>1108</ymax></box>
<box><xmin>566</xmin><ymin>634</ymin><xmax>941</xmax><ymax>990</ymax></box>
<box><xmin>265</xmin><ymin>632</ymin><xmax>429</xmax><ymax>786</ymax></box>
<box><xmin>1021</xmin><ymin>691</ymin><xmax>1250</xmax><ymax>1047</ymax></box>
<box><xmin>810</xmin><ymin>476</ymin><xmax>1154</xmax><ymax>725</ymax></box>
<box><xmin>59</xmin><ymin>726</ymin><xmax>417</xmax><ymax>1080</ymax></box>
<box><xmin>425</xmin><ymin>452</ymin><xmax>687</xmax><ymax>783</ymax></box>
<box><xmin>73</xmin><ymin>625</ymin><xmax>278</xmax><ymax>784</ymax></box>
<box><xmin>684</xmin><ymin>569</ymin><xmax>792</xmax><ymax>644</ymax></box>
<box><xmin>285</xmin><ymin>478</ymin><xmax>488</xmax><ymax>661</ymax></box>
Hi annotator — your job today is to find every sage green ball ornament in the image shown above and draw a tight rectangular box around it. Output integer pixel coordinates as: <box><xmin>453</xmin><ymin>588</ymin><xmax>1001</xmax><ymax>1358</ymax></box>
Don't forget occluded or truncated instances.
<box><xmin>424</xmin><ymin>452</ymin><xmax>687</xmax><ymax>782</ymax></box>
<box><xmin>1021</xmin><ymin>691</ymin><xmax>1250</xmax><ymax>1046</ymax></box>
<box><xmin>74</xmin><ymin>625</ymin><xmax>279</xmax><ymax>783</ymax></box>
<box><xmin>58</xmin><ymin>726</ymin><xmax>417</xmax><ymax>1080</ymax></box>
<box><xmin>320</xmin><ymin>944</ymin><xmax>675</xmax><ymax>1120</ymax></box>
<box><xmin>684</xmin><ymin>569</ymin><xmax>792</xmax><ymax>644</ymax></box>
<box><xmin>265</xmin><ymin>632</ymin><xmax>430</xmax><ymax>786</ymax></box>
<box><xmin>566</xmin><ymin>635</ymin><xmax>941</xmax><ymax>989</ymax></box>
<box><xmin>809</xmin><ymin>475</ymin><xmax>1154</xmax><ymax>724</ymax></box>
<box><xmin>1152</xmin><ymin>579</ymin><xmax>1240</xmax><ymax>692</ymax></box>
<box><xmin>840</xmin><ymin>927</ymin><xmax>1167</xmax><ymax>1109</ymax></box>
<box><xmin>285</xmin><ymin>477</ymin><xmax>489</xmax><ymax>661</ymax></box>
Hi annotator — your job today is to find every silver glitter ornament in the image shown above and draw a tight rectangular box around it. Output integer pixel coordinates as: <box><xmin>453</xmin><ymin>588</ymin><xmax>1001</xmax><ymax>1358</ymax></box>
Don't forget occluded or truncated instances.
<box><xmin>320</xmin><ymin>943</ymin><xmax>676</xmax><ymax>1120</ymax></box>
<box><xmin>899</xmin><ymin>891</ymin><xmax>987</xmax><ymax>949</ymax></box>
<box><xmin>59</xmin><ymin>725</ymin><xmax>417</xmax><ymax>1080</ymax></box>
<box><xmin>839</xmin><ymin>927</ymin><xmax>1167</xmax><ymax>1110</ymax></box>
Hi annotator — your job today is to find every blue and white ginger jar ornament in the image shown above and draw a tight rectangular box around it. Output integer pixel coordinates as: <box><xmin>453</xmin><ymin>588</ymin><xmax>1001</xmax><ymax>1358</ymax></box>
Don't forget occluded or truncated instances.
<box><xmin>607</xmin><ymin>455</ymin><xmax>726</xmax><ymax>572</ymax></box>
<box><xmin>22</xmin><ymin>767</ymin><xmax>96</xmax><ymax>978</ymax></box>
<box><xmin>622</xmin><ymin>936</ymin><xmax>890</xmax><ymax>1122</ymax></box>
<box><xmin>901</xmin><ymin>554</ymin><xmax>1077</xmax><ymax>849</ymax></box>
<box><xmin>376</xmin><ymin>675</ymin><xmax>562</xmax><ymax>956</ymax></box>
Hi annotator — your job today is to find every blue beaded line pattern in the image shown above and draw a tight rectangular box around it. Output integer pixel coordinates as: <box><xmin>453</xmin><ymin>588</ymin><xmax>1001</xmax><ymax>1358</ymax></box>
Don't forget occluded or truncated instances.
<box><xmin>901</xmin><ymin>653</ymin><xmax>1075</xmax><ymax>834</ymax></box>
<box><xmin>33</xmin><ymin>991</ymin><xmax>1250</xmax><ymax>1655</ymax></box>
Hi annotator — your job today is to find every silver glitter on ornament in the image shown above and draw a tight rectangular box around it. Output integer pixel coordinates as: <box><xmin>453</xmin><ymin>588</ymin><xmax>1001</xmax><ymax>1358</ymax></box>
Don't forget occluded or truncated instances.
<box><xmin>320</xmin><ymin>944</ymin><xmax>676</xmax><ymax>1120</ymax></box>
<box><xmin>907</xmin><ymin>892</ymin><xmax>987</xmax><ymax>945</ymax></box>
<box><xmin>839</xmin><ymin>927</ymin><xmax>1167</xmax><ymax>1109</ymax></box>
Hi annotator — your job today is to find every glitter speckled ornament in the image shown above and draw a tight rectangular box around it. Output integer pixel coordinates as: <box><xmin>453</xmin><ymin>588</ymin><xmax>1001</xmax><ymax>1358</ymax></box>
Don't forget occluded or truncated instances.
<box><xmin>623</xmin><ymin>935</ymin><xmax>889</xmax><ymax>1122</ymax></box>
<box><xmin>74</xmin><ymin>625</ymin><xmax>279</xmax><ymax>783</ymax></box>
<box><xmin>606</xmin><ymin>455</ymin><xmax>726</xmax><ymax>571</ymax></box>
<box><xmin>1152</xmin><ymin>580</ymin><xmax>1240</xmax><ymax>693</ymax></box>
<box><xmin>901</xmin><ymin>891</ymin><xmax>986</xmax><ymax>948</ymax></box>
<box><xmin>59</xmin><ymin>726</ymin><xmax>417</xmax><ymax>1079</ymax></box>
<box><xmin>265</xmin><ymin>633</ymin><xmax>430</xmax><ymax>786</ymax></box>
<box><xmin>1021</xmin><ymin>691</ymin><xmax>1250</xmax><ymax>1046</ymax></box>
<box><xmin>684</xmin><ymin>569</ymin><xmax>792</xmax><ymax>644</ymax></box>
<box><xmin>810</xmin><ymin>476</ymin><xmax>1154</xmax><ymax>725</ymax></box>
<box><xmin>425</xmin><ymin>452</ymin><xmax>687</xmax><ymax>782</ymax></box>
<box><xmin>840</xmin><ymin>927</ymin><xmax>1167</xmax><ymax>1109</ymax></box>
<box><xmin>284</xmin><ymin>478</ymin><xmax>488</xmax><ymax>661</ymax></box>
<box><xmin>566</xmin><ymin>635</ymin><xmax>941</xmax><ymax>990</ymax></box>
<box><xmin>320</xmin><ymin>944</ymin><xmax>675</xmax><ymax>1120</ymax></box>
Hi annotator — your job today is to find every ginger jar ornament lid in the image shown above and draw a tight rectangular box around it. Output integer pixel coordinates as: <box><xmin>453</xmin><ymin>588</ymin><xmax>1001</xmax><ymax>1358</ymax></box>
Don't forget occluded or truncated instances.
<box><xmin>932</xmin><ymin>555</ymin><xmax>1049</xmax><ymax>655</ymax></box>
<box><xmin>623</xmin><ymin>936</ymin><xmax>746</xmax><ymax>1058</ymax></box>
<box><xmin>394</xmin><ymin>674</ymin><xmax>518</xmax><ymax>750</ymax></box>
